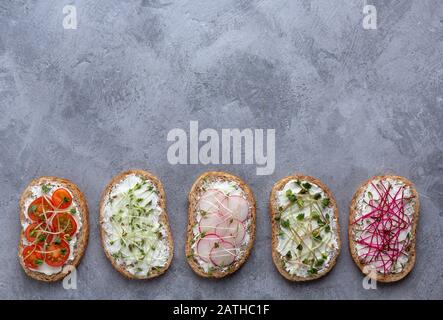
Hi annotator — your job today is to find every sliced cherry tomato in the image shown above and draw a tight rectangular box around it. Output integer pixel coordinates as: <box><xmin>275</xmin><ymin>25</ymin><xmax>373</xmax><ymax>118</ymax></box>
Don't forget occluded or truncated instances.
<box><xmin>51</xmin><ymin>188</ymin><xmax>73</xmax><ymax>209</ymax></box>
<box><xmin>25</xmin><ymin>222</ymin><xmax>54</xmax><ymax>244</ymax></box>
<box><xmin>23</xmin><ymin>245</ymin><xmax>44</xmax><ymax>269</ymax></box>
<box><xmin>44</xmin><ymin>239</ymin><xmax>70</xmax><ymax>267</ymax></box>
<box><xmin>28</xmin><ymin>196</ymin><xmax>54</xmax><ymax>222</ymax></box>
<box><xmin>51</xmin><ymin>212</ymin><xmax>77</xmax><ymax>238</ymax></box>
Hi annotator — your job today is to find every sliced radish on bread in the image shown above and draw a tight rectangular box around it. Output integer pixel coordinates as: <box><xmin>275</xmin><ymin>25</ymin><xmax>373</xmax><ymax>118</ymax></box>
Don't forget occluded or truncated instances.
<box><xmin>220</xmin><ymin>195</ymin><xmax>249</xmax><ymax>222</ymax></box>
<box><xmin>196</xmin><ymin>233</ymin><xmax>222</xmax><ymax>262</ymax></box>
<box><xmin>209</xmin><ymin>241</ymin><xmax>236</xmax><ymax>267</ymax></box>
<box><xmin>196</xmin><ymin>189</ymin><xmax>226</xmax><ymax>215</ymax></box>
<box><xmin>215</xmin><ymin>218</ymin><xmax>246</xmax><ymax>246</ymax></box>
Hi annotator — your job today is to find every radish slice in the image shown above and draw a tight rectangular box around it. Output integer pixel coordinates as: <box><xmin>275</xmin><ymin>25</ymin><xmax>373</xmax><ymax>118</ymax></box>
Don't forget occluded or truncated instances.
<box><xmin>196</xmin><ymin>189</ymin><xmax>226</xmax><ymax>215</ymax></box>
<box><xmin>196</xmin><ymin>233</ymin><xmax>221</xmax><ymax>262</ymax></box>
<box><xmin>220</xmin><ymin>195</ymin><xmax>249</xmax><ymax>222</ymax></box>
<box><xmin>215</xmin><ymin>219</ymin><xmax>246</xmax><ymax>246</ymax></box>
<box><xmin>209</xmin><ymin>241</ymin><xmax>236</xmax><ymax>266</ymax></box>
<box><xmin>198</xmin><ymin>213</ymin><xmax>224</xmax><ymax>234</ymax></box>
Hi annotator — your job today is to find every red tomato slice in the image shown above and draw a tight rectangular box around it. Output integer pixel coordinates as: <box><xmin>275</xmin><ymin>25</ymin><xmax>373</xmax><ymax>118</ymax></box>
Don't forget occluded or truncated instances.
<box><xmin>23</xmin><ymin>245</ymin><xmax>44</xmax><ymax>269</ymax></box>
<box><xmin>44</xmin><ymin>239</ymin><xmax>70</xmax><ymax>267</ymax></box>
<box><xmin>51</xmin><ymin>213</ymin><xmax>77</xmax><ymax>238</ymax></box>
<box><xmin>51</xmin><ymin>188</ymin><xmax>73</xmax><ymax>209</ymax></box>
<box><xmin>28</xmin><ymin>197</ymin><xmax>54</xmax><ymax>222</ymax></box>
<box><xmin>25</xmin><ymin>222</ymin><xmax>54</xmax><ymax>244</ymax></box>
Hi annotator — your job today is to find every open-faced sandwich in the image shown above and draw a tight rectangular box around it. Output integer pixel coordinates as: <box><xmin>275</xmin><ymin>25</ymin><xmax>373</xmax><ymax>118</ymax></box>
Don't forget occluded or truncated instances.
<box><xmin>349</xmin><ymin>175</ymin><xmax>419</xmax><ymax>282</ymax></box>
<box><xmin>18</xmin><ymin>177</ymin><xmax>89</xmax><ymax>282</ymax></box>
<box><xmin>100</xmin><ymin>170</ymin><xmax>173</xmax><ymax>279</ymax></box>
<box><xmin>186</xmin><ymin>172</ymin><xmax>256</xmax><ymax>278</ymax></box>
<box><xmin>269</xmin><ymin>175</ymin><xmax>341</xmax><ymax>281</ymax></box>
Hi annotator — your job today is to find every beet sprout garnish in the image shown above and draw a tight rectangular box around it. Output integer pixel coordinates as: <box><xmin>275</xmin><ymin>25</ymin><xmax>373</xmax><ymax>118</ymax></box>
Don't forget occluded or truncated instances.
<box><xmin>352</xmin><ymin>180</ymin><xmax>412</xmax><ymax>274</ymax></box>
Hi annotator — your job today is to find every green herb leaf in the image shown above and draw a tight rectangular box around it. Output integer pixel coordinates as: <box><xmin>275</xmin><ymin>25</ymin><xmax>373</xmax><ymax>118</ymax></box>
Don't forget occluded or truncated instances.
<box><xmin>281</xmin><ymin>219</ymin><xmax>290</xmax><ymax>229</ymax></box>
<box><xmin>286</xmin><ymin>190</ymin><xmax>297</xmax><ymax>202</ymax></box>
<box><xmin>308</xmin><ymin>267</ymin><xmax>318</xmax><ymax>275</ymax></box>
<box><xmin>54</xmin><ymin>237</ymin><xmax>61</xmax><ymax>245</ymax></box>
<box><xmin>310</xmin><ymin>211</ymin><xmax>320</xmax><ymax>220</ymax></box>
<box><xmin>302</xmin><ymin>182</ymin><xmax>312</xmax><ymax>190</ymax></box>
<box><xmin>313</xmin><ymin>193</ymin><xmax>321</xmax><ymax>200</ymax></box>
<box><xmin>296</xmin><ymin>213</ymin><xmax>305</xmax><ymax>221</ymax></box>
<box><xmin>321</xmin><ymin>198</ymin><xmax>330</xmax><ymax>208</ymax></box>
<box><xmin>30</xmin><ymin>205</ymin><xmax>37</xmax><ymax>213</ymax></box>
<box><xmin>296</xmin><ymin>244</ymin><xmax>303</xmax><ymax>251</ymax></box>
<box><xmin>312</xmin><ymin>231</ymin><xmax>322</xmax><ymax>241</ymax></box>
<box><xmin>296</xmin><ymin>198</ymin><xmax>304</xmax><ymax>209</ymax></box>
<box><xmin>34</xmin><ymin>259</ymin><xmax>43</xmax><ymax>265</ymax></box>
<box><xmin>315</xmin><ymin>259</ymin><xmax>325</xmax><ymax>267</ymax></box>
<box><xmin>325</xmin><ymin>225</ymin><xmax>331</xmax><ymax>233</ymax></box>
<box><xmin>70</xmin><ymin>208</ymin><xmax>77</xmax><ymax>214</ymax></box>
<box><xmin>41</xmin><ymin>184</ymin><xmax>52</xmax><ymax>194</ymax></box>
<box><xmin>285</xmin><ymin>251</ymin><xmax>292</xmax><ymax>259</ymax></box>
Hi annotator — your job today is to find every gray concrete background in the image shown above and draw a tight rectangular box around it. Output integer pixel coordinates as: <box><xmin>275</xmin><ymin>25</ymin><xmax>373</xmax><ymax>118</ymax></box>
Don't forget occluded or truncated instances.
<box><xmin>0</xmin><ymin>0</ymin><xmax>442</xmax><ymax>299</ymax></box>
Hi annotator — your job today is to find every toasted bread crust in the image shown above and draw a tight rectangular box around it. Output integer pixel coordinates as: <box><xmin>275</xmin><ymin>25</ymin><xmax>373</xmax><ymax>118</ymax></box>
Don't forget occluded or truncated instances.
<box><xmin>269</xmin><ymin>174</ymin><xmax>341</xmax><ymax>281</ymax></box>
<box><xmin>99</xmin><ymin>169</ymin><xmax>173</xmax><ymax>279</ymax></box>
<box><xmin>349</xmin><ymin>175</ymin><xmax>420</xmax><ymax>283</ymax></box>
<box><xmin>186</xmin><ymin>171</ymin><xmax>256</xmax><ymax>278</ymax></box>
<box><xmin>18</xmin><ymin>176</ymin><xmax>89</xmax><ymax>282</ymax></box>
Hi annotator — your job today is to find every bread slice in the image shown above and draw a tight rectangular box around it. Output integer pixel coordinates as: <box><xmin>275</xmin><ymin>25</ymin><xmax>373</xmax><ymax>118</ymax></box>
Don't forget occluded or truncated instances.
<box><xmin>269</xmin><ymin>174</ymin><xmax>341</xmax><ymax>281</ymax></box>
<box><xmin>349</xmin><ymin>175</ymin><xmax>420</xmax><ymax>282</ymax></box>
<box><xmin>186</xmin><ymin>171</ymin><xmax>256</xmax><ymax>278</ymax></box>
<box><xmin>99</xmin><ymin>169</ymin><xmax>173</xmax><ymax>279</ymax></box>
<box><xmin>18</xmin><ymin>176</ymin><xmax>89</xmax><ymax>282</ymax></box>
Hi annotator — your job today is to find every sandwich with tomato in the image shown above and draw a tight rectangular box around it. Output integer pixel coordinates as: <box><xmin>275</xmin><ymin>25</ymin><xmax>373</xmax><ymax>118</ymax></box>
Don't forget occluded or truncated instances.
<box><xmin>18</xmin><ymin>176</ymin><xmax>89</xmax><ymax>281</ymax></box>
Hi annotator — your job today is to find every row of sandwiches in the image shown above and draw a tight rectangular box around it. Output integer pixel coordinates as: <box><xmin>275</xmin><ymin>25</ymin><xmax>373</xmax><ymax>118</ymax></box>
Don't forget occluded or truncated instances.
<box><xmin>18</xmin><ymin>170</ymin><xmax>419</xmax><ymax>282</ymax></box>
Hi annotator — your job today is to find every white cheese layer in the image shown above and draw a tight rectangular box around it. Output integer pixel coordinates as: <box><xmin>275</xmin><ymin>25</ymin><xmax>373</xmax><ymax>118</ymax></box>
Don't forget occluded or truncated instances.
<box><xmin>353</xmin><ymin>178</ymin><xmax>415</xmax><ymax>274</ymax></box>
<box><xmin>102</xmin><ymin>174</ymin><xmax>170</xmax><ymax>277</ymax></box>
<box><xmin>22</xmin><ymin>183</ymin><xmax>82</xmax><ymax>275</ymax></box>
<box><xmin>276</xmin><ymin>180</ymin><xmax>339</xmax><ymax>277</ymax></box>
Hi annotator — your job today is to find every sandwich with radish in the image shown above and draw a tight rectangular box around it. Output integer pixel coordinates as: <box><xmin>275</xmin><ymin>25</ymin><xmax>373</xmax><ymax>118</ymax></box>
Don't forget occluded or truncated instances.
<box><xmin>349</xmin><ymin>175</ymin><xmax>419</xmax><ymax>282</ymax></box>
<box><xmin>18</xmin><ymin>176</ymin><xmax>89</xmax><ymax>281</ymax></box>
<box><xmin>186</xmin><ymin>172</ymin><xmax>256</xmax><ymax>278</ymax></box>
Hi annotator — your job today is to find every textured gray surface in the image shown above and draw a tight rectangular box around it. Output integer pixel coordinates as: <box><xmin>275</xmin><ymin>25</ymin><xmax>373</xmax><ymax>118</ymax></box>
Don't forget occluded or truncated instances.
<box><xmin>0</xmin><ymin>0</ymin><xmax>442</xmax><ymax>300</ymax></box>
